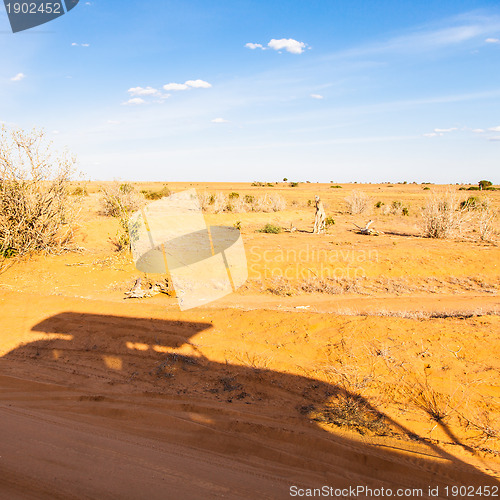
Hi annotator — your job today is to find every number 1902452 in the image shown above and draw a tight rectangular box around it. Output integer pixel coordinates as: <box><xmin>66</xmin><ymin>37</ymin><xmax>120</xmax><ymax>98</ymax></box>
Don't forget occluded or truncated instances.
<box><xmin>5</xmin><ymin>2</ymin><xmax>62</xmax><ymax>14</ymax></box>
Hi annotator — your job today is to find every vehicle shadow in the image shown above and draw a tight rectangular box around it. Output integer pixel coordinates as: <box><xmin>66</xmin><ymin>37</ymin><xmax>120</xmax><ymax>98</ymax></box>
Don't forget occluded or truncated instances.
<box><xmin>2</xmin><ymin>311</ymin><xmax>498</xmax><ymax>493</ymax></box>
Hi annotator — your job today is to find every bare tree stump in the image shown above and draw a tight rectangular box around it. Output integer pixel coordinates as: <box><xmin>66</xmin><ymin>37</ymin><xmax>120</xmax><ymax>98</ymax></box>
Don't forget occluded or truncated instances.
<box><xmin>313</xmin><ymin>195</ymin><xmax>326</xmax><ymax>234</ymax></box>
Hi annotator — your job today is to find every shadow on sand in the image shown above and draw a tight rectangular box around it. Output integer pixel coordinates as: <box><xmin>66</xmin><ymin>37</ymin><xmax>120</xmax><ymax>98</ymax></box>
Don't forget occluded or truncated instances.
<box><xmin>3</xmin><ymin>312</ymin><xmax>498</xmax><ymax>494</ymax></box>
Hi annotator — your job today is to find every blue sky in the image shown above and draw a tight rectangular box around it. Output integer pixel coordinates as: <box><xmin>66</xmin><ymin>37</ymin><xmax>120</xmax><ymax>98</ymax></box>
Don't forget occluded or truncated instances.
<box><xmin>1</xmin><ymin>0</ymin><xmax>500</xmax><ymax>182</ymax></box>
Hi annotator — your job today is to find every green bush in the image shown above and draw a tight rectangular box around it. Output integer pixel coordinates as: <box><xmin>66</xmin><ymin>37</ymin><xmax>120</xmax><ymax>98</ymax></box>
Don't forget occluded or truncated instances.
<box><xmin>325</xmin><ymin>216</ymin><xmax>335</xmax><ymax>227</ymax></box>
<box><xmin>289</xmin><ymin>182</ymin><xmax>299</xmax><ymax>187</ymax></box>
<box><xmin>459</xmin><ymin>196</ymin><xmax>490</xmax><ymax>211</ymax></box>
<box><xmin>479</xmin><ymin>180</ymin><xmax>492</xmax><ymax>190</ymax></box>
<box><xmin>119</xmin><ymin>183</ymin><xmax>134</xmax><ymax>194</ymax></box>
<box><xmin>330</xmin><ymin>185</ymin><xmax>342</xmax><ymax>189</ymax></box>
<box><xmin>229</xmin><ymin>192</ymin><xmax>239</xmax><ymax>199</ymax></box>
<box><xmin>374</xmin><ymin>201</ymin><xmax>384</xmax><ymax>208</ymax></box>
<box><xmin>141</xmin><ymin>185</ymin><xmax>171</xmax><ymax>200</ymax></box>
<box><xmin>71</xmin><ymin>186</ymin><xmax>88</xmax><ymax>196</ymax></box>
<box><xmin>257</xmin><ymin>223</ymin><xmax>282</xmax><ymax>234</ymax></box>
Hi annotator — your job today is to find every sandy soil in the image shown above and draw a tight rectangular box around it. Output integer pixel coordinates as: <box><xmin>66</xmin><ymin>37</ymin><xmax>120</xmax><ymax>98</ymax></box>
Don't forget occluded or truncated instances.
<box><xmin>0</xmin><ymin>182</ymin><xmax>499</xmax><ymax>499</ymax></box>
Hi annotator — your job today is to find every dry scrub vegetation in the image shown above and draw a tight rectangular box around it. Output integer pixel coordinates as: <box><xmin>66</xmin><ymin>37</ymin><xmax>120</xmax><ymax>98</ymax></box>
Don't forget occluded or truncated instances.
<box><xmin>199</xmin><ymin>191</ymin><xmax>286</xmax><ymax>213</ymax></box>
<box><xmin>421</xmin><ymin>191</ymin><xmax>496</xmax><ymax>240</ymax></box>
<box><xmin>345</xmin><ymin>190</ymin><xmax>371</xmax><ymax>214</ymax></box>
<box><xmin>0</xmin><ymin>127</ymin><xmax>77</xmax><ymax>267</ymax></box>
<box><xmin>99</xmin><ymin>182</ymin><xmax>145</xmax><ymax>217</ymax></box>
<box><xmin>263</xmin><ymin>275</ymin><xmax>499</xmax><ymax>297</ymax></box>
<box><xmin>297</xmin><ymin>320</ymin><xmax>500</xmax><ymax>450</ymax></box>
<box><xmin>98</xmin><ymin>186</ymin><xmax>286</xmax><ymax>216</ymax></box>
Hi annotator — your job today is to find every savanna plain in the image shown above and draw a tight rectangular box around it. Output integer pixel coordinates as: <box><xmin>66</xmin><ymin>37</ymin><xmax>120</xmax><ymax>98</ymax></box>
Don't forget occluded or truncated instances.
<box><xmin>1</xmin><ymin>179</ymin><xmax>499</xmax><ymax>499</ymax></box>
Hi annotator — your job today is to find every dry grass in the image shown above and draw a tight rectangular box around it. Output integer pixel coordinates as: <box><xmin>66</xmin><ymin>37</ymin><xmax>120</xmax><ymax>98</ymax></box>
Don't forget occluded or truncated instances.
<box><xmin>266</xmin><ymin>276</ymin><xmax>295</xmax><ymax>296</ymax></box>
<box><xmin>199</xmin><ymin>191</ymin><xmax>286</xmax><ymax>213</ymax></box>
<box><xmin>459</xmin><ymin>408</ymin><xmax>500</xmax><ymax>442</ymax></box>
<box><xmin>0</xmin><ymin>127</ymin><xmax>77</xmax><ymax>264</ymax></box>
<box><xmin>258</xmin><ymin>275</ymin><xmax>498</xmax><ymax>299</ymax></box>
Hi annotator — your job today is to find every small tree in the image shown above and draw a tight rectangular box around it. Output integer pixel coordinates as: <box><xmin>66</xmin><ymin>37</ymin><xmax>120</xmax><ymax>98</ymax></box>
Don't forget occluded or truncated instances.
<box><xmin>479</xmin><ymin>180</ymin><xmax>492</xmax><ymax>190</ymax></box>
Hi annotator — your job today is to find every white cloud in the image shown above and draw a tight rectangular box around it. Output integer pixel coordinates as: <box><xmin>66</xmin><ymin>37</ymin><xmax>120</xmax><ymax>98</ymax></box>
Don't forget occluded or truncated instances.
<box><xmin>488</xmin><ymin>136</ymin><xmax>500</xmax><ymax>141</ymax></box>
<box><xmin>245</xmin><ymin>43</ymin><xmax>265</xmax><ymax>50</ymax></box>
<box><xmin>81</xmin><ymin>43</ymin><xmax>90</xmax><ymax>47</ymax></box>
<box><xmin>185</xmin><ymin>79</ymin><xmax>212</xmax><ymax>88</ymax></box>
<box><xmin>162</xmin><ymin>80</ymin><xmax>212</xmax><ymax>91</ymax></box>
<box><xmin>488</xmin><ymin>125</ymin><xmax>500</xmax><ymax>132</ymax></box>
<box><xmin>268</xmin><ymin>38</ymin><xmax>307</xmax><ymax>54</ymax></box>
<box><xmin>163</xmin><ymin>82</ymin><xmax>189</xmax><ymax>91</ymax></box>
<box><xmin>211</xmin><ymin>117</ymin><xmax>229</xmax><ymax>123</ymax></box>
<box><xmin>310</xmin><ymin>94</ymin><xmax>324</xmax><ymax>99</ymax></box>
<box><xmin>434</xmin><ymin>127</ymin><xmax>457</xmax><ymax>132</ymax></box>
<box><xmin>71</xmin><ymin>42</ymin><xmax>78</xmax><ymax>46</ymax></box>
<box><xmin>485</xmin><ymin>37</ymin><xmax>500</xmax><ymax>43</ymax></box>
<box><xmin>122</xmin><ymin>97</ymin><xmax>146</xmax><ymax>106</ymax></box>
<box><xmin>71</xmin><ymin>42</ymin><xmax>90</xmax><ymax>47</ymax></box>
<box><xmin>107</xmin><ymin>120</ymin><xmax>120</xmax><ymax>124</ymax></box>
<box><xmin>128</xmin><ymin>86</ymin><xmax>159</xmax><ymax>96</ymax></box>
<box><xmin>11</xmin><ymin>73</ymin><xmax>25</xmax><ymax>81</ymax></box>
<box><xmin>472</xmin><ymin>128</ymin><xmax>485</xmax><ymax>133</ymax></box>
<box><xmin>423</xmin><ymin>132</ymin><xmax>442</xmax><ymax>137</ymax></box>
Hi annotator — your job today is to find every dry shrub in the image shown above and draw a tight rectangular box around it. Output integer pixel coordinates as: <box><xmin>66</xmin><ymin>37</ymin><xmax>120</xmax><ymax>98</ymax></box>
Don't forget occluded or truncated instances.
<box><xmin>476</xmin><ymin>207</ymin><xmax>496</xmax><ymax>241</ymax></box>
<box><xmin>99</xmin><ymin>182</ymin><xmax>145</xmax><ymax>217</ymax></box>
<box><xmin>400</xmin><ymin>375</ymin><xmax>459</xmax><ymax>423</ymax></box>
<box><xmin>198</xmin><ymin>191</ymin><xmax>213</xmax><ymax>211</ymax></box>
<box><xmin>345</xmin><ymin>191</ymin><xmax>370</xmax><ymax>214</ymax></box>
<box><xmin>252</xmin><ymin>194</ymin><xmax>286</xmax><ymax>212</ymax></box>
<box><xmin>299</xmin><ymin>278</ymin><xmax>342</xmax><ymax>294</ymax></box>
<box><xmin>0</xmin><ymin>126</ymin><xmax>77</xmax><ymax>262</ymax></box>
<box><xmin>312</xmin><ymin>393</ymin><xmax>389</xmax><ymax>436</ymax></box>
<box><xmin>383</xmin><ymin>200</ymin><xmax>409</xmax><ymax>216</ymax></box>
<box><xmin>266</xmin><ymin>276</ymin><xmax>294</xmax><ymax>296</ymax></box>
<box><xmin>99</xmin><ymin>183</ymin><xmax>146</xmax><ymax>253</ymax></box>
<box><xmin>459</xmin><ymin>407</ymin><xmax>499</xmax><ymax>442</ymax></box>
<box><xmin>421</xmin><ymin>191</ymin><xmax>470</xmax><ymax>238</ymax></box>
